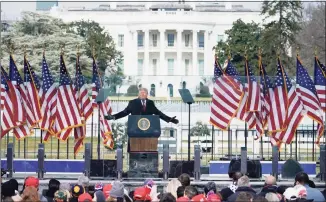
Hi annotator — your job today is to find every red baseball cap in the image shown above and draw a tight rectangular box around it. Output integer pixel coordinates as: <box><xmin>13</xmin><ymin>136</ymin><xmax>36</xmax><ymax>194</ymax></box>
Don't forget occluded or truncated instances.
<box><xmin>78</xmin><ymin>193</ymin><xmax>92</xmax><ymax>202</ymax></box>
<box><xmin>191</xmin><ymin>194</ymin><xmax>207</xmax><ymax>202</ymax></box>
<box><xmin>103</xmin><ymin>184</ymin><xmax>112</xmax><ymax>198</ymax></box>
<box><xmin>25</xmin><ymin>177</ymin><xmax>39</xmax><ymax>188</ymax></box>
<box><xmin>133</xmin><ymin>187</ymin><xmax>151</xmax><ymax>201</ymax></box>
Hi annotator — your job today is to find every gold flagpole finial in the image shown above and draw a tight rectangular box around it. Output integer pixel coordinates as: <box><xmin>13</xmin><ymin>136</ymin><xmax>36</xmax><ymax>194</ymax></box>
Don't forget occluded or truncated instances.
<box><xmin>92</xmin><ymin>45</ymin><xmax>95</xmax><ymax>58</ymax></box>
<box><xmin>60</xmin><ymin>44</ymin><xmax>65</xmax><ymax>55</ymax></box>
<box><xmin>296</xmin><ymin>47</ymin><xmax>300</xmax><ymax>57</ymax></box>
<box><xmin>9</xmin><ymin>43</ymin><xmax>14</xmax><ymax>55</ymax></box>
<box><xmin>258</xmin><ymin>47</ymin><xmax>262</xmax><ymax>57</ymax></box>
<box><xmin>314</xmin><ymin>46</ymin><xmax>318</xmax><ymax>56</ymax></box>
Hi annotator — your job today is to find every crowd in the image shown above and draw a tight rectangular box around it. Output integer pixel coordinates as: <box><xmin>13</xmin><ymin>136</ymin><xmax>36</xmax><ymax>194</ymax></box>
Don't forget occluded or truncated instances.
<box><xmin>1</xmin><ymin>172</ymin><xmax>326</xmax><ymax>202</ymax></box>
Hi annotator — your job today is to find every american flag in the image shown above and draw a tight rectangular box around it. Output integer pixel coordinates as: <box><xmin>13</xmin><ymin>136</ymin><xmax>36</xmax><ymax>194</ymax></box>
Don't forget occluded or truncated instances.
<box><xmin>232</xmin><ymin>60</ymin><xmax>256</xmax><ymax>129</ymax></box>
<box><xmin>10</xmin><ymin>55</ymin><xmax>36</xmax><ymax>139</ymax></box>
<box><xmin>245</xmin><ymin>60</ymin><xmax>261</xmax><ymax>112</ymax></box>
<box><xmin>39</xmin><ymin>56</ymin><xmax>57</xmax><ymax>142</ymax></box>
<box><xmin>73</xmin><ymin>55</ymin><xmax>93</xmax><ymax>154</ymax></box>
<box><xmin>259</xmin><ymin>59</ymin><xmax>273</xmax><ymax>128</ymax></box>
<box><xmin>272</xmin><ymin>59</ymin><xmax>303</xmax><ymax>144</ymax></box>
<box><xmin>210</xmin><ymin>58</ymin><xmax>243</xmax><ymax>130</ymax></box>
<box><xmin>268</xmin><ymin>58</ymin><xmax>288</xmax><ymax>132</ymax></box>
<box><xmin>297</xmin><ymin>58</ymin><xmax>324</xmax><ymax>144</ymax></box>
<box><xmin>314</xmin><ymin>57</ymin><xmax>326</xmax><ymax>112</ymax></box>
<box><xmin>1</xmin><ymin>66</ymin><xmax>17</xmax><ymax>137</ymax></box>
<box><xmin>24</xmin><ymin>57</ymin><xmax>42</xmax><ymax>125</ymax></box>
<box><xmin>92</xmin><ymin>57</ymin><xmax>114</xmax><ymax>149</ymax></box>
<box><xmin>8</xmin><ymin>55</ymin><xmax>25</xmax><ymax>123</ymax></box>
<box><xmin>54</xmin><ymin>55</ymin><xmax>83</xmax><ymax>141</ymax></box>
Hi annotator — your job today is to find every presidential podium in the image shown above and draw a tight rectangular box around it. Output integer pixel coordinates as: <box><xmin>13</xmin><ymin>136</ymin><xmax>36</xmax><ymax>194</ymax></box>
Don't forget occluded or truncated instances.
<box><xmin>127</xmin><ymin>115</ymin><xmax>161</xmax><ymax>177</ymax></box>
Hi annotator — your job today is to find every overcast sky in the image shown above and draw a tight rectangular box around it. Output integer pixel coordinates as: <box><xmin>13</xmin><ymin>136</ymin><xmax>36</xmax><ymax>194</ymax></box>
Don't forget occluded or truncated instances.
<box><xmin>0</xmin><ymin>0</ymin><xmax>318</xmax><ymax>21</ymax></box>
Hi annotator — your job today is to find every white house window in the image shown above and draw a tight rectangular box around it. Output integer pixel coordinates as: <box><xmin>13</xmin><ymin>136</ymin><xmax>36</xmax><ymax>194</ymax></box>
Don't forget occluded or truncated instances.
<box><xmin>152</xmin><ymin>34</ymin><xmax>158</xmax><ymax>47</ymax></box>
<box><xmin>138</xmin><ymin>33</ymin><xmax>144</xmax><ymax>47</ymax></box>
<box><xmin>152</xmin><ymin>59</ymin><xmax>157</xmax><ymax>75</ymax></box>
<box><xmin>118</xmin><ymin>34</ymin><xmax>124</xmax><ymax>47</ymax></box>
<box><xmin>198</xmin><ymin>59</ymin><xmax>204</xmax><ymax>75</ymax></box>
<box><xmin>198</xmin><ymin>33</ymin><xmax>204</xmax><ymax>48</ymax></box>
<box><xmin>185</xmin><ymin>59</ymin><xmax>190</xmax><ymax>75</ymax></box>
<box><xmin>138</xmin><ymin>59</ymin><xmax>143</xmax><ymax>75</ymax></box>
<box><xmin>168</xmin><ymin>59</ymin><xmax>174</xmax><ymax>75</ymax></box>
<box><xmin>185</xmin><ymin>34</ymin><xmax>190</xmax><ymax>47</ymax></box>
<box><xmin>167</xmin><ymin>33</ymin><xmax>174</xmax><ymax>47</ymax></box>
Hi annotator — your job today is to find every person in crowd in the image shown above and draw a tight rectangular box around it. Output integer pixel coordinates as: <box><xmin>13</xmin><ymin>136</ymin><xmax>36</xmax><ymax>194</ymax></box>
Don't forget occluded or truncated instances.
<box><xmin>234</xmin><ymin>192</ymin><xmax>253</xmax><ymax>202</ymax></box>
<box><xmin>159</xmin><ymin>193</ymin><xmax>176</xmax><ymax>202</ymax></box>
<box><xmin>177</xmin><ymin>186</ymin><xmax>198</xmax><ymax>201</ymax></box>
<box><xmin>70</xmin><ymin>185</ymin><xmax>84</xmax><ymax>202</ymax></box>
<box><xmin>252</xmin><ymin>196</ymin><xmax>268</xmax><ymax>202</ymax></box>
<box><xmin>44</xmin><ymin>178</ymin><xmax>61</xmax><ymax>202</ymax></box>
<box><xmin>60</xmin><ymin>183</ymin><xmax>71</xmax><ymax>200</ymax></box>
<box><xmin>207</xmin><ymin>192</ymin><xmax>222</xmax><ymax>202</ymax></box>
<box><xmin>106</xmin><ymin>181</ymin><xmax>125</xmax><ymax>202</ymax></box>
<box><xmin>294</xmin><ymin>172</ymin><xmax>325</xmax><ymax>201</ymax></box>
<box><xmin>103</xmin><ymin>184</ymin><xmax>112</xmax><ymax>199</ymax></box>
<box><xmin>94</xmin><ymin>183</ymin><xmax>103</xmax><ymax>192</ymax></box>
<box><xmin>191</xmin><ymin>194</ymin><xmax>208</xmax><ymax>201</ymax></box>
<box><xmin>220</xmin><ymin>172</ymin><xmax>243</xmax><ymax>201</ymax></box>
<box><xmin>204</xmin><ymin>182</ymin><xmax>217</xmax><ymax>196</ymax></box>
<box><xmin>178</xmin><ymin>174</ymin><xmax>191</xmax><ymax>187</ymax></box>
<box><xmin>133</xmin><ymin>186</ymin><xmax>152</xmax><ymax>202</ymax></box>
<box><xmin>258</xmin><ymin>176</ymin><xmax>278</xmax><ymax>197</ymax></box>
<box><xmin>53</xmin><ymin>190</ymin><xmax>68</xmax><ymax>202</ymax></box>
<box><xmin>166</xmin><ymin>179</ymin><xmax>182</xmax><ymax>199</ymax></box>
<box><xmin>77</xmin><ymin>176</ymin><xmax>90</xmax><ymax>193</ymax></box>
<box><xmin>21</xmin><ymin>186</ymin><xmax>40</xmax><ymax>202</ymax></box>
<box><xmin>24</xmin><ymin>176</ymin><xmax>47</xmax><ymax>202</ymax></box>
<box><xmin>283</xmin><ymin>185</ymin><xmax>314</xmax><ymax>202</ymax></box>
<box><xmin>77</xmin><ymin>193</ymin><xmax>92</xmax><ymax>202</ymax></box>
<box><xmin>276</xmin><ymin>185</ymin><xmax>288</xmax><ymax>196</ymax></box>
<box><xmin>93</xmin><ymin>191</ymin><xmax>106</xmax><ymax>202</ymax></box>
<box><xmin>265</xmin><ymin>192</ymin><xmax>280</xmax><ymax>202</ymax></box>
<box><xmin>177</xmin><ymin>186</ymin><xmax>185</xmax><ymax>199</ymax></box>
<box><xmin>227</xmin><ymin>176</ymin><xmax>256</xmax><ymax>202</ymax></box>
<box><xmin>2</xmin><ymin>179</ymin><xmax>21</xmax><ymax>202</ymax></box>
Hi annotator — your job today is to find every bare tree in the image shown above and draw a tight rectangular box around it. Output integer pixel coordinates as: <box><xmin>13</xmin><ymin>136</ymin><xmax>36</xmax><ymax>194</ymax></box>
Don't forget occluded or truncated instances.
<box><xmin>297</xmin><ymin>2</ymin><xmax>326</xmax><ymax>71</ymax></box>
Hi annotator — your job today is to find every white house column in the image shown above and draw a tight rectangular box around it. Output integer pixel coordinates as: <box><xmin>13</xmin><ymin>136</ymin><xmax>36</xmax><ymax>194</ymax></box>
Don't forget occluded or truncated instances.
<box><xmin>132</xmin><ymin>30</ymin><xmax>138</xmax><ymax>75</ymax></box>
<box><xmin>160</xmin><ymin>29</ymin><xmax>165</xmax><ymax>75</ymax></box>
<box><xmin>144</xmin><ymin>29</ymin><xmax>149</xmax><ymax>75</ymax></box>
<box><xmin>177</xmin><ymin>29</ymin><xmax>182</xmax><ymax>76</ymax></box>
<box><xmin>192</xmin><ymin>29</ymin><xmax>198</xmax><ymax>75</ymax></box>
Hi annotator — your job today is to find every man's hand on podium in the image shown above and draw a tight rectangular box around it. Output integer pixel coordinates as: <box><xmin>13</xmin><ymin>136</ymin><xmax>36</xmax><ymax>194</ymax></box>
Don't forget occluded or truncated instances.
<box><xmin>104</xmin><ymin>114</ymin><xmax>115</xmax><ymax>120</ymax></box>
<box><xmin>170</xmin><ymin>116</ymin><xmax>179</xmax><ymax>124</ymax></box>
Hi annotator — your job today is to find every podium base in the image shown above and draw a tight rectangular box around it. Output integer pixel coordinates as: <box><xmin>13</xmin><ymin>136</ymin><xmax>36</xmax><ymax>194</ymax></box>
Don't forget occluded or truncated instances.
<box><xmin>128</xmin><ymin>152</ymin><xmax>158</xmax><ymax>178</ymax></box>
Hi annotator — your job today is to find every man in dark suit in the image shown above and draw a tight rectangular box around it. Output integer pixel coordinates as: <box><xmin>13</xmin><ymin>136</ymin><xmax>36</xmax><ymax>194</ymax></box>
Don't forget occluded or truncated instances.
<box><xmin>105</xmin><ymin>88</ymin><xmax>179</xmax><ymax>124</ymax></box>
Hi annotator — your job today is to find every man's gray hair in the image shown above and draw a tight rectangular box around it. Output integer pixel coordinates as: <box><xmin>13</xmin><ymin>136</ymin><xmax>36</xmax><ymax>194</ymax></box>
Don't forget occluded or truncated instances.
<box><xmin>237</xmin><ymin>175</ymin><xmax>250</xmax><ymax>187</ymax></box>
<box><xmin>77</xmin><ymin>175</ymin><xmax>89</xmax><ymax>187</ymax></box>
<box><xmin>139</xmin><ymin>87</ymin><xmax>148</xmax><ymax>94</ymax></box>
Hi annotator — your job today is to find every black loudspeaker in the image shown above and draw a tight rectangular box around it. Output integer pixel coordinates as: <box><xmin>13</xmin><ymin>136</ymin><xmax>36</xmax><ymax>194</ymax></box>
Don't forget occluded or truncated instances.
<box><xmin>281</xmin><ymin>159</ymin><xmax>303</xmax><ymax>179</ymax></box>
<box><xmin>228</xmin><ymin>159</ymin><xmax>262</xmax><ymax>178</ymax></box>
<box><xmin>90</xmin><ymin>160</ymin><xmax>117</xmax><ymax>178</ymax></box>
<box><xmin>128</xmin><ymin>152</ymin><xmax>158</xmax><ymax>178</ymax></box>
<box><xmin>169</xmin><ymin>160</ymin><xmax>194</xmax><ymax>178</ymax></box>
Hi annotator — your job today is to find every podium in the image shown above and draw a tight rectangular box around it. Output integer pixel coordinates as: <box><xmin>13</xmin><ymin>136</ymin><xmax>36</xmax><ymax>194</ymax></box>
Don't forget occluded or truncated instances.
<box><xmin>127</xmin><ymin>115</ymin><xmax>161</xmax><ymax>177</ymax></box>
<box><xmin>128</xmin><ymin>115</ymin><xmax>161</xmax><ymax>152</ymax></box>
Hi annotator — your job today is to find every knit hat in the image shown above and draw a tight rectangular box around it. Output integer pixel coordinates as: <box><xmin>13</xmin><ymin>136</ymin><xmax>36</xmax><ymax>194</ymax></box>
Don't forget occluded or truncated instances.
<box><xmin>54</xmin><ymin>190</ymin><xmax>68</xmax><ymax>202</ymax></box>
<box><xmin>2</xmin><ymin>181</ymin><xmax>16</xmax><ymax>197</ymax></box>
<box><xmin>109</xmin><ymin>181</ymin><xmax>124</xmax><ymax>198</ymax></box>
<box><xmin>103</xmin><ymin>184</ymin><xmax>112</xmax><ymax>198</ymax></box>
<box><xmin>72</xmin><ymin>185</ymin><xmax>84</xmax><ymax>198</ymax></box>
<box><xmin>95</xmin><ymin>182</ymin><xmax>103</xmax><ymax>191</ymax></box>
<box><xmin>25</xmin><ymin>177</ymin><xmax>39</xmax><ymax>188</ymax></box>
<box><xmin>78</xmin><ymin>193</ymin><xmax>92</xmax><ymax>202</ymax></box>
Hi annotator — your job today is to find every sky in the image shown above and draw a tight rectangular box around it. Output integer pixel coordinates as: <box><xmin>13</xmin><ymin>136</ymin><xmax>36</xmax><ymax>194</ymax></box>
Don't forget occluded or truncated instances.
<box><xmin>0</xmin><ymin>0</ymin><xmax>319</xmax><ymax>21</ymax></box>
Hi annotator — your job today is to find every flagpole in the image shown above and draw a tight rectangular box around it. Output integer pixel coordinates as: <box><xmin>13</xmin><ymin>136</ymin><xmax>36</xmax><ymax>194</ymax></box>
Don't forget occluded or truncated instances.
<box><xmin>244</xmin><ymin>47</ymin><xmax>248</xmax><ymax>149</ymax></box>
